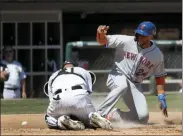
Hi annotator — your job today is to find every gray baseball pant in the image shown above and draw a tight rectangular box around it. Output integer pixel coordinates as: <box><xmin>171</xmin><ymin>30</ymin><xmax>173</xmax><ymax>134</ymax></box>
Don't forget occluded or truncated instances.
<box><xmin>97</xmin><ymin>74</ymin><xmax>149</xmax><ymax>123</ymax></box>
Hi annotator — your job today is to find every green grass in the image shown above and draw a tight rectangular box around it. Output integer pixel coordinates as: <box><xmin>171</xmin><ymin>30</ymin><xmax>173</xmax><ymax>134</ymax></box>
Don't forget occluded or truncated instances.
<box><xmin>1</xmin><ymin>94</ymin><xmax>182</xmax><ymax>114</ymax></box>
<box><xmin>115</xmin><ymin>94</ymin><xmax>182</xmax><ymax>112</ymax></box>
<box><xmin>1</xmin><ymin>99</ymin><xmax>49</xmax><ymax>114</ymax></box>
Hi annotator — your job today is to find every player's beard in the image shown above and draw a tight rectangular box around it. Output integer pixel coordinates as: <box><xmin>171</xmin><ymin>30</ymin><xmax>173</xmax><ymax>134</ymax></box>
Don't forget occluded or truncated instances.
<box><xmin>134</xmin><ymin>34</ymin><xmax>145</xmax><ymax>49</ymax></box>
<box><xmin>138</xmin><ymin>42</ymin><xmax>146</xmax><ymax>49</ymax></box>
<box><xmin>134</xmin><ymin>34</ymin><xmax>151</xmax><ymax>49</ymax></box>
<box><xmin>137</xmin><ymin>40</ymin><xmax>150</xmax><ymax>49</ymax></box>
<box><xmin>136</xmin><ymin>41</ymin><xmax>145</xmax><ymax>49</ymax></box>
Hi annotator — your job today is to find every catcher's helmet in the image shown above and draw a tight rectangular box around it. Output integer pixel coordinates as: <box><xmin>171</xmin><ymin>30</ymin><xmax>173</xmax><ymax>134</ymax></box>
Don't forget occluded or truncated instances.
<box><xmin>62</xmin><ymin>60</ymin><xmax>78</xmax><ymax>68</ymax></box>
<box><xmin>135</xmin><ymin>21</ymin><xmax>156</xmax><ymax>36</ymax></box>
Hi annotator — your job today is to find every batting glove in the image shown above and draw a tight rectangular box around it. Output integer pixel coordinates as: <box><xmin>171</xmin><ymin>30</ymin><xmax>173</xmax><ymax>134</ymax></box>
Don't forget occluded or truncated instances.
<box><xmin>158</xmin><ymin>93</ymin><xmax>167</xmax><ymax>109</ymax></box>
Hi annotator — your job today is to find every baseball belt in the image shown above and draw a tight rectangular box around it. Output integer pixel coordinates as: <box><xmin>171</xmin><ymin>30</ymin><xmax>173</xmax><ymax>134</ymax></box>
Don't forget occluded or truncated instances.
<box><xmin>54</xmin><ymin>85</ymin><xmax>84</xmax><ymax>95</ymax></box>
<box><xmin>4</xmin><ymin>87</ymin><xmax>19</xmax><ymax>91</ymax></box>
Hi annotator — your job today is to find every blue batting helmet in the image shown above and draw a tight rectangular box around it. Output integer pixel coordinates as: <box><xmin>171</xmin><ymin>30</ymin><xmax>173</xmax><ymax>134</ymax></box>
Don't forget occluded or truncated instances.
<box><xmin>135</xmin><ymin>21</ymin><xmax>156</xmax><ymax>36</ymax></box>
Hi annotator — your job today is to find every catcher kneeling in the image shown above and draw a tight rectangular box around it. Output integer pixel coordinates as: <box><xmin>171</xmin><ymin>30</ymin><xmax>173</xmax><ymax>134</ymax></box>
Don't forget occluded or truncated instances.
<box><xmin>44</xmin><ymin>61</ymin><xmax>112</xmax><ymax>130</ymax></box>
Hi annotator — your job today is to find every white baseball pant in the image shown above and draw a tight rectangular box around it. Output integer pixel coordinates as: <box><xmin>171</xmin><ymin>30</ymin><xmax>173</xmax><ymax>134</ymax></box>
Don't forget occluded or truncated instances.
<box><xmin>45</xmin><ymin>89</ymin><xmax>96</xmax><ymax>128</ymax></box>
<box><xmin>3</xmin><ymin>88</ymin><xmax>21</xmax><ymax>99</ymax></box>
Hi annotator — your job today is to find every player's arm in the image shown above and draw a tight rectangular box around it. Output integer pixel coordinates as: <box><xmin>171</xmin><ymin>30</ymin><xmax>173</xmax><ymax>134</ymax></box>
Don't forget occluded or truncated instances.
<box><xmin>21</xmin><ymin>79</ymin><xmax>27</xmax><ymax>98</ymax></box>
<box><xmin>96</xmin><ymin>25</ymin><xmax>109</xmax><ymax>45</ymax></box>
<box><xmin>154</xmin><ymin>58</ymin><xmax>168</xmax><ymax>117</ymax></box>
<box><xmin>96</xmin><ymin>25</ymin><xmax>125</xmax><ymax>48</ymax></box>
<box><xmin>155</xmin><ymin>76</ymin><xmax>168</xmax><ymax>117</ymax></box>
<box><xmin>156</xmin><ymin>76</ymin><xmax>166</xmax><ymax>94</ymax></box>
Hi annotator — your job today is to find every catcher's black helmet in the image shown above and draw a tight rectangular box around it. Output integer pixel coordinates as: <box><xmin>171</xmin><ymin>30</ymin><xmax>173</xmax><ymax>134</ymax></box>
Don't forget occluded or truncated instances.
<box><xmin>62</xmin><ymin>60</ymin><xmax>78</xmax><ymax>69</ymax></box>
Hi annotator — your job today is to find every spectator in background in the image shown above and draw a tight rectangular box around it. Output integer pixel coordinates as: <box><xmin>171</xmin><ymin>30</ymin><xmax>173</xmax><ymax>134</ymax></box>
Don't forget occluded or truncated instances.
<box><xmin>1</xmin><ymin>46</ymin><xmax>27</xmax><ymax>99</ymax></box>
<box><xmin>71</xmin><ymin>49</ymin><xmax>89</xmax><ymax>70</ymax></box>
<box><xmin>47</xmin><ymin>60</ymin><xmax>57</xmax><ymax>72</ymax></box>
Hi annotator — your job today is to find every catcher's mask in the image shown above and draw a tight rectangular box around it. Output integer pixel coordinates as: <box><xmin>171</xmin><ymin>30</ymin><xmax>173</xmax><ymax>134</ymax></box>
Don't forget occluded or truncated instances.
<box><xmin>62</xmin><ymin>60</ymin><xmax>78</xmax><ymax>69</ymax></box>
<box><xmin>88</xmin><ymin>71</ymin><xmax>96</xmax><ymax>85</ymax></box>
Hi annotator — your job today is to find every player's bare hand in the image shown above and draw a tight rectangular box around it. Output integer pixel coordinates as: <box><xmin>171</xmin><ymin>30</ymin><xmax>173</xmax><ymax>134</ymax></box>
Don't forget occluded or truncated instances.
<box><xmin>97</xmin><ymin>25</ymin><xmax>109</xmax><ymax>34</ymax></box>
<box><xmin>158</xmin><ymin>93</ymin><xmax>168</xmax><ymax>118</ymax></box>
<box><xmin>159</xmin><ymin>102</ymin><xmax>168</xmax><ymax>118</ymax></box>
<box><xmin>96</xmin><ymin>25</ymin><xmax>109</xmax><ymax>45</ymax></box>
<box><xmin>162</xmin><ymin>108</ymin><xmax>168</xmax><ymax>117</ymax></box>
<box><xmin>22</xmin><ymin>92</ymin><xmax>27</xmax><ymax>99</ymax></box>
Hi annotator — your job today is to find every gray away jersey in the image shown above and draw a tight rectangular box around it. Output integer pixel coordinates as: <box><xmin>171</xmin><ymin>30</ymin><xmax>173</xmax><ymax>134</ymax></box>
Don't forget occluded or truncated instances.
<box><xmin>106</xmin><ymin>35</ymin><xmax>167</xmax><ymax>83</ymax></box>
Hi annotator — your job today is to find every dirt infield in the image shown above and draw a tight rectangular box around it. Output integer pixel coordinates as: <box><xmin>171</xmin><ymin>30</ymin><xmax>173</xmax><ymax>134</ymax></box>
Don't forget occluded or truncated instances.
<box><xmin>1</xmin><ymin>112</ymin><xmax>182</xmax><ymax>135</ymax></box>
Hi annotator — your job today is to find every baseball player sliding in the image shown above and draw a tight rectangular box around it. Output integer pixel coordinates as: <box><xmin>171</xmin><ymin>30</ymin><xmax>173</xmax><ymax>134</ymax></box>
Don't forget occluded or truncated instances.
<box><xmin>96</xmin><ymin>21</ymin><xmax>168</xmax><ymax>123</ymax></box>
<box><xmin>44</xmin><ymin>61</ymin><xmax>112</xmax><ymax>130</ymax></box>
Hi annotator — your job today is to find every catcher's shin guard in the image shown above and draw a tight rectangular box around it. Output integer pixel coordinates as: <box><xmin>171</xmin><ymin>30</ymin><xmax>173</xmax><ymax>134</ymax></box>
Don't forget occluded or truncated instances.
<box><xmin>58</xmin><ymin>115</ymin><xmax>85</xmax><ymax>130</ymax></box>
<box><xmin>45</xmin><ymin>114</ymin><xmax>66</xmax><ymax>129</ymax></box>
<box><xmin>89</xmin><ymin>112</ymin><xmax>113</xmax><ymax>129</ymax></box>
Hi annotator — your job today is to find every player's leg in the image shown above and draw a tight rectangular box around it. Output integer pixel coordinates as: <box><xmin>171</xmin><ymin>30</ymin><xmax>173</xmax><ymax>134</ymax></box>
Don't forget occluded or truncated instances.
<box><xmin>45</xmin><ymin>95</ymin><xmax>67</xmax><ymax>129</ymax></box>
<box><xmin>15</xmin><ymin>89</ymin><xmax>21</xmax><ymax>98</ymax></box>
<box><xmin>123</xmin><ymin>80</ymin><xmax>149</xmax><ymax>123</ymax></box>
<box><xmin>97</xmin><ymin>74</ymin><xmax>128</xmax><ymax>117</ymax></box>
<box><xmin>70</xmin><ymin>92</ymin><xmax>112</xmax><ymax>129</ymax></box>
<box><xmin>75</xmin><ymin>108</ymin><xmax>113</xmax><ymax>130</ymax></box>
<box><xmin>108</xmin><ymin>80</ymin><xmax>149</xmax><ymax>123</ymax></box>
<box><xmin>45</xmin><ymin>99</ymin><xmax>85</xmax><ymax>130</ymax></box>
<box><xmin>3</xmin><ymin>89</ymin><xmax>15</xmax><ymax>99</ymax></box>
<box><xmin>89</xmin><ymin>112</ymin><xmax>113</xmax><ymax>129</ymax></box>
<box><xmin>45</xmin><ymin>114</ymin><xmax>84</xmax><ymax>130</ymax></box>
<box><xmin>58</xmin><ymin>115</ymin><xmax>85</xmax><ymax>130</ymax></box>
<box><xmin>45</xmin><ymin>98</ymin><xmax>67</xmax><ymax>129</ymax></box>
<box><xmin>44</xmin><ymin>114</ymin><xmax>66</xmax><ymax>129</ymax></box>
<box><xmin>45</xmin><ymin>111</ymin><xmax>86</xmax><ymax>130</ymax></box>
<box><xmin>70</xmin><ymin>92</ymin><xmax>96</xmax><ymax>127</ymax></box>
<box><xmin>3</xmin><ymin>88</ymin><xmax>21</xmax><ymax>99</ymax></box>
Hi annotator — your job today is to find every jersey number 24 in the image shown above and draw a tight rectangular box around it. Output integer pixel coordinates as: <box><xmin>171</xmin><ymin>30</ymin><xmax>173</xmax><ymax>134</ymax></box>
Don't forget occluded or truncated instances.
<box><xmin>136</xmin><ymin>69</ymin><xmax>148</xmax><ymax>77</ymax></box>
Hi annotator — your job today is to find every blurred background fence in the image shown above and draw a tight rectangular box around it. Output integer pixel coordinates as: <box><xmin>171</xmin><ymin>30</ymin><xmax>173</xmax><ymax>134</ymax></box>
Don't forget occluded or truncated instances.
<box><xmin>66</xmin><ymin>40</ymin><xmax>182</xmax><ymax>93</ymax></box>
<box><xmin>0</xmin><ymin>1</ymin><xmax>181</xmax><ymax>98</ymax></box>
